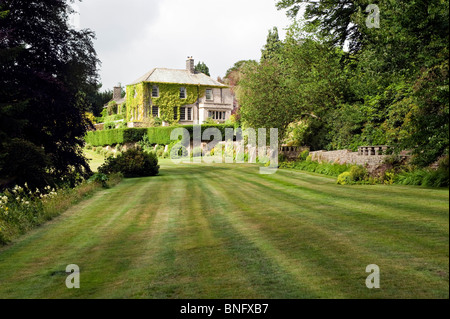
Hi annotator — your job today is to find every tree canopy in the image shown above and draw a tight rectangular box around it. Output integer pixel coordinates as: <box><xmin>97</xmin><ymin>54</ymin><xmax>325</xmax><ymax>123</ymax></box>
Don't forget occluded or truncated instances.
<box><xmin>0</xmin><ymin>0</ymin><xmax>100</xmax><ymax>188</ymax></box>
<box><xmin>195</xmin><ymin>61</ymin><xmax>210</xmax><ymax>76</ymax></box>
<box><xmin>237</xmin><ymin>0</ymin><xmax>449</xmax><ymax>166</ymax></box>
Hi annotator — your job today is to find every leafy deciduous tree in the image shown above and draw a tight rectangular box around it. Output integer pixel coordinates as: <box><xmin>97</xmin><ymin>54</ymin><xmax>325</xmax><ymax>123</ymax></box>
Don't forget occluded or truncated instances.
<box><xmin>0</xmin><ymin>0</ymin><xmax>99</xmax><ymax>188</ymax></box>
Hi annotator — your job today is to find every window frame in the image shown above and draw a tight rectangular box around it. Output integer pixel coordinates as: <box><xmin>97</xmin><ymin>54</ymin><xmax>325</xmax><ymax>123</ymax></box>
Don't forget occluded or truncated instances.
<box><xmin>208</xmin><ymin>110</ymin><xmax>227</xmax><ymax>121</ymax></box>
<box><xmin>180</xmin><ymin>107</ymin><xmax>186</xmax><ymax>121</ymax></box>
<box><xmin>179</xmin><ymin>107</ymin><xmax>192</xmax><ymax>121</ymax></box>
<box><xmin>179</xmin><ymin>87</ymin><xmax>187</xmax><ymax>99</ymax></box>
<box><xmin>205</xmin><ymin>89</ymin><xmax>213</xmax><ymax>101</ymax></box>
<box><xmin>151</xmin><ymin>105</ymin><xmax>159</xmax><ymax>118</ymax></box>
<box><xmin>152</xmin><ymin>85</ymin><xmax>159</xmax><ymax>98</ymax></box>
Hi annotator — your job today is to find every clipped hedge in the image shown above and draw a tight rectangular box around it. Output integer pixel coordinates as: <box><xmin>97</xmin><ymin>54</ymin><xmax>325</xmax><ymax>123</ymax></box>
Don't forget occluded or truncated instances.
<box><xmin>85</xmin><ymin>125</ymin><xmax>236</xmax><ymax>147</ymax></box>
<box><xmin>85</xmin><ymin>129</ymin><xmax>125</xmax><ymax>146</ymax></box>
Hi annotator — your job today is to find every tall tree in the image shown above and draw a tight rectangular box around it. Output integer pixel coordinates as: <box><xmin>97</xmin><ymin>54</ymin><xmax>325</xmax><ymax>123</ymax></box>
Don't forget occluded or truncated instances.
<box><xmin>261</xmin><ymin>27</ymin><xmax>283</xmax><ymax>61</ymax></box>
<box><xmin>237</xmin><ymin>60</ymin><xmax>295</xmax><ymax>140</ymax></box>
<box><xmin>276</xmin><ymin>0</ymin><xmax>364</xmax><ymax>53</ymax></box>
<box><xmin>0</xmin><ymin>0</ymin><xmax>99</xmax><ymax>188</ymax></box>
<box><xmin>276</xmin><ymin>0</ymin><xmax>449</xmax><ymax>165</ymax></box>
<box><xmin>194</xmin><ymin>61</ymin><xmax>210</xmax><ymax>76</ymax></box>
<box><xmin>238</xmin><ymin>23</ymin><xmax>349</xmax><ymax>147</ymax></box>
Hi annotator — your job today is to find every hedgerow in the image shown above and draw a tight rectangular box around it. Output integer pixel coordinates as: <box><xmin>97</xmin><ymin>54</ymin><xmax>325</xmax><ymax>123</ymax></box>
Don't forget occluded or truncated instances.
<box><xmin>85</xmin><ymin>124</ymin><xmax>236</xmax><ymax>147</ymax></box>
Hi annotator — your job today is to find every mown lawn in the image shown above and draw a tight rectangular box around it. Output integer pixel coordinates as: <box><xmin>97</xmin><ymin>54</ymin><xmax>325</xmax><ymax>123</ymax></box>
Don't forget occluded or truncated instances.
<box><xmin>0</xmin><ymin>161</ymin><xmax>448</xmax><ymax>299</ymax></box>
<box><xmin>84</xmin><ymin>149</ymin><xmax>107</xmax><ymax>172</ymax></box>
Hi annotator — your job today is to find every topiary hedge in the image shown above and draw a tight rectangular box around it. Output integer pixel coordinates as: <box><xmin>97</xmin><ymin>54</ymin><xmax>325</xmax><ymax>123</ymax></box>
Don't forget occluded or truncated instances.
<box><xmin>85</xmin><ymin>124</ymin><xmax>236</xmax><ymax>147</ymax></box>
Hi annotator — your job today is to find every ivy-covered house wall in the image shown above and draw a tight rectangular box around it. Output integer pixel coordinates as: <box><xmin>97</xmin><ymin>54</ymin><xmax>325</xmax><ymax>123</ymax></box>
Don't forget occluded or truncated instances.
<box><xmin>126</xmin><ymin>82</ymin><xmax>207</xmax><ymax>125</ymax></box>
<box><xmin>126</xmin><ymin>83</ymin><xmax>147</xmax><ymax>122</ymax></box>
<box><xmin>151</xmin><ymin>83</ymin><xmax>207</xmax><ymax>124</ymax></box>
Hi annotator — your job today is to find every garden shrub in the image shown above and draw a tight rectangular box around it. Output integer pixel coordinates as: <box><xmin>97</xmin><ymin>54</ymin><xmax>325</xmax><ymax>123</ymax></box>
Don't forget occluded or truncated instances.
<box><xmin>349</xmin><ymin>166</ymin><xmax>368</xmax><ymax>182</ymax></box>
<box><xmin>394</xmin><ymin>167</ymin><xmax>449</xmax><ymax>187</ymax></box>
<box><xmin>299</xmin><ymin>150</ymin><xmax>310</xmax><ymax>161</ymax></box>
<box><xmin>99</xmin><ymin>148</ymin><xmax>160</xmax><ymax>178</ymax></box>
<box><xmin>336</xmin><ymin>166</ymin><xmax>368</xmax><ymax>185</ymax></box>
<box><xmin>156</xmin><ymin>148</ymin><xmax>165</xmax><ymax>158</ymax></box>
<box><xmin>381</xmin><ymin>169</ymin><xmax>396</xmax><ymax>185</ymax></box>
<box><xmin>88</xmin><ymin>173</ymin><xmax>109</xmax><ymax>188</ymax></box>
<box><xmin>279</xmin><ymin>160</ymin><xmax>351</xmax><ymax>177</ymax></box>
<box><xmin>337</xmin><ymin>172</ymin><xmax>352</xmax><ymax>185</ymax></box>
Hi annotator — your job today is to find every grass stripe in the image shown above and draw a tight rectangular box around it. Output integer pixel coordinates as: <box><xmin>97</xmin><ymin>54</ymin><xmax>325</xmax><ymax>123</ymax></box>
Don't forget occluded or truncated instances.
<box><xmin>0</xmin><ymin>161</ymin><xmax>447</xmax><ymax>299</ymax></box>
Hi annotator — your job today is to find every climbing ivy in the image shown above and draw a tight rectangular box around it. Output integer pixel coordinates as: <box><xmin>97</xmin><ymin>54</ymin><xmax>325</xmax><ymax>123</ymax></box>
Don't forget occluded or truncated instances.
<box><xmin>126</xmin><ymin>83</ymin><xmax>147</xmax><ymax>122</ymax></box>
<box><xmin>151</xmin><ymin>83</ymin><xmax>206</xmax><ymax>124</ymax></box>
<box><xmin>126</xmin><ymin>82</ymin><xmax>219</xmax><ymax>125</ymax></box>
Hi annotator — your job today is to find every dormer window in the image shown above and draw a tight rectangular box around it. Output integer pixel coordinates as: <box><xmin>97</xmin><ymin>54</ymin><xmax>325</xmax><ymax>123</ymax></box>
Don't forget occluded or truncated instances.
<box><xmin>180</xmin><ymin>87</ymin><xmax>186</xmax><ymax>99</ymax></box>
<box><xmin>206</xmin><ymin>89</ymin><xmax>213</xmax><ymax>101</ymax></box>
<box><xmin>152</xmin><ymin>85</ymin><xmax>159</xmax><ymax>97</ymax></box>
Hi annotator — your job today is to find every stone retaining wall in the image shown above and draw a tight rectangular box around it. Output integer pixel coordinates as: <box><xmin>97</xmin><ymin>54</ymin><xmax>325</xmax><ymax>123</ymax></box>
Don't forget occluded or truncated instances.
<box><xmin>309</xmin><ymin>146</ymin><xmax>411</xmax><ymax>173</ymax></box>
<box><xmin>310</xmin><ymin>149</ymin><xmax>388</xmax><ymax>172</ymax></box>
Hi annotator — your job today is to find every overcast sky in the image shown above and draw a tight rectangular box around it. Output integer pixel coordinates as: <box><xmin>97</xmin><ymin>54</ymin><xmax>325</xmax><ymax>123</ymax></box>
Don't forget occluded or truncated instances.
<box><xmin>74</xmin><ymin>0</ymin><xmax>294</xmax><ymax>91</ymax></box>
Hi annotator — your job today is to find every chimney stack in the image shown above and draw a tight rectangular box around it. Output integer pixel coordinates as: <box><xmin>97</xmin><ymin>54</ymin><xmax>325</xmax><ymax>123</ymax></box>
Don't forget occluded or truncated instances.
<box><xmin>186</xmin><ymin>56</ymin><xmax>195</xmax><ymax>74</ymax></box>
<box><xmin>113</xmin><ymin>85</ymin><xmax>122</xmax><ymax>100</ymax></box>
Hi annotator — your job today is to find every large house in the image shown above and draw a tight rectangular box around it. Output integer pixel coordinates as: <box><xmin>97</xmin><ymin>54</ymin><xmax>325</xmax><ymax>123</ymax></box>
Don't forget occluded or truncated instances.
<box><xmin>126</xmin><ymin>57</ymin><xmax>233</xmax><ymax>126</ymax></box>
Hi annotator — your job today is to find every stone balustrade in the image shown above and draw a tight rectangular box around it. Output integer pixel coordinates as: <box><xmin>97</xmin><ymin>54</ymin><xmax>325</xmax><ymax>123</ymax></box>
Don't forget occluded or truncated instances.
<box><xmin>309</xmin><ymin>146</ymin><xmax>405</xmax><ymax>173</ymax></box>
<box><xmin>358</xmin><ymin>145</ymin><xmax>390</xmax><ymax>156</ymax></box>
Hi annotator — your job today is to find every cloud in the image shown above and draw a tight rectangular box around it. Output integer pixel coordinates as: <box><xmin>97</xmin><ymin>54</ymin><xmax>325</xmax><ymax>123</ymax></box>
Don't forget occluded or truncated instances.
<box><xmin>77</xmin><ymin>0</ymin><xmax>292</xmax><ymax>90</ymax></box>
<box><xmin>78</xmin><ymin>0</ymin><xmax>162</xmax><ymax>51</ymax></box>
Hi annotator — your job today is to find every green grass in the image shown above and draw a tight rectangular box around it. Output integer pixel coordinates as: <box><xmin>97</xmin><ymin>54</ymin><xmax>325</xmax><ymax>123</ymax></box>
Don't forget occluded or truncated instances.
<box><xmin>0</xmin><ymin>161</ymin><xmax>448</xmax><ymax>299</ymax></box>
<box><xmin>84</xmin><ymin>149</ymin><xmax>107</xmax><ymax>172</ymax></box>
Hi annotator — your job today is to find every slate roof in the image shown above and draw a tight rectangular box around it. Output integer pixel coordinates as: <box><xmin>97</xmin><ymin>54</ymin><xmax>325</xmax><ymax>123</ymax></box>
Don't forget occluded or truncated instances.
<box><xmin>129</xmin><ymin>68</ymin><xmax>227</xmax><ymax>87</ymax></box>
<box><xmin>103</xmin><ymin>96</ymin><xmax>126</xmax><ymax>108</ymax></box>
